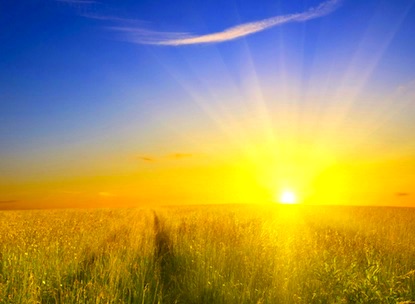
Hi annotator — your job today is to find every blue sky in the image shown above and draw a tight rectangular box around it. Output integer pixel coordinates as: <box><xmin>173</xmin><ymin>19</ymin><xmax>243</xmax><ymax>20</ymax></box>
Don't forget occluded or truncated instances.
<box><xmin>1</xmin><ymin>0</ymin><xmax>415</xmax><ymax>207</ymax></box>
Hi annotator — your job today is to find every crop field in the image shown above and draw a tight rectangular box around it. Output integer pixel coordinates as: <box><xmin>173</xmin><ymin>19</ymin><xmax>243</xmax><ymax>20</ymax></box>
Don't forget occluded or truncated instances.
<box><xmin>0</xmin><ymin>205</ymin><xmax>415</xmax><ymax>303</ymax></box>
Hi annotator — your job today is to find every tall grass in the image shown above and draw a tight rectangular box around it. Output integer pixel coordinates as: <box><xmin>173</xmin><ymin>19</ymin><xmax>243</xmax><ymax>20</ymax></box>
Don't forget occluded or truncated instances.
<box><xmin>0</xmin><ymin>205</ymin><xmax>415</xmax><ymax>303</ymax></box>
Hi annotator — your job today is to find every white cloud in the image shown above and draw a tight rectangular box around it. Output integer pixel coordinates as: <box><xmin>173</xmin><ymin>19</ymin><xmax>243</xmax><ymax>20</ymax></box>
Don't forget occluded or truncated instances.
<box><xmin>110</xmin><ymin>0</ymin><xmax>342</xmax><ymax>46</ymax></box>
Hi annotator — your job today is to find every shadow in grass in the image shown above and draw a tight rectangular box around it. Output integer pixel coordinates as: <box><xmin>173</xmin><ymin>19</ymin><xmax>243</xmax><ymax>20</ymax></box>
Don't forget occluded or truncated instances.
<box><xmin>154</xmin><ymin>211</ymin><xmax>203</xmax><ymax>303</ymax></box>
<box><xmin>153</xmin><ymin>211</ymin><xmax>226</xmax><ymax>304</ymax></box>
<box><xmin>59</xmin><ymin>222</ymin><xmax>162</xmax><ymax>303</ymax></box>
<box><xmin>153</xmin><ymin>212</ymin><xmax>176</xmax><ymax>290</ymax></box>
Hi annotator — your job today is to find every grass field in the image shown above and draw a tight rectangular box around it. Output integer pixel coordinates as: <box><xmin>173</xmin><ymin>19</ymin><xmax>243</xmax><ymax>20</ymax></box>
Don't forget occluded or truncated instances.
<box><xmin>1</xmin><ymin>204</ymin><xmax>415</xmax><ymax>303</ymax></box>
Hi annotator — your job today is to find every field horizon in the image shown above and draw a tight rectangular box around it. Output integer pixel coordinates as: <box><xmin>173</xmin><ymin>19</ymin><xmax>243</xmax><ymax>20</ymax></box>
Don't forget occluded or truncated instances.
<box><xmin>1</xmin><ymin>204</ymin><xmax>415</xmax><ymax>303</ymax></box>
<box><xmin>2</xmin><ymin>200</ymin><xmax>415</xmax><ymax>211</ymax></box>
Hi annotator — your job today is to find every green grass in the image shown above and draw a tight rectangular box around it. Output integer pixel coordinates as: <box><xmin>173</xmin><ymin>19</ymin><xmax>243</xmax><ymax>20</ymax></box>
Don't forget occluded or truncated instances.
<box><xmin>1</xmin><ymin>205</ymin><xmax>415</xmax><ymax>303</ymax></box>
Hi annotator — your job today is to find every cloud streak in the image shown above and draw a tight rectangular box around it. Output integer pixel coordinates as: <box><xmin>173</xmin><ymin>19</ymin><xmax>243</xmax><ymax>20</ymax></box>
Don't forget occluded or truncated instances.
<box><xmin>109</xmin><ymin>0</ymin><xmax>342</xmax><ymax>46</ymax></box>
<box><xmin>138</xmin><ymin>156</ymin><xmax>156</xmax><ymax>162</ymax></box>
<box><xmin>137</xmin><ymin>152</ymin><xmax>196</xmax><ymax>162</ymax></box>
<box><xmin>0</xmin><ymin>200</ymin><xmax>17</xmax><ymax>204</ymax></box>
<box><xmin>396</xmin><ymin>192</ymin><xmax>410</xmax><ymax>197</ymax></box>
<box><xmin>167</xmin><ymin>153</ymin><xmax>194</xmax><ymax>160</ymax></box>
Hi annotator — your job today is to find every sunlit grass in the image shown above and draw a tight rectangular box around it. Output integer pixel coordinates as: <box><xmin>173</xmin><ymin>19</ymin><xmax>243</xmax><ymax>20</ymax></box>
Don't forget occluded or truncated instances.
<box><xmin>0</xmin><ymin>205</ymin><xmax>415</xmax><ymax>303</ymax></box>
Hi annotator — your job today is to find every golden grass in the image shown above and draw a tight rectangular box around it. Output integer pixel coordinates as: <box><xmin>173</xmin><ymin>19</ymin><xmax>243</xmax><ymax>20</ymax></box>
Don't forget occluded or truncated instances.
<box><xmin>0</xmin><ymin>205</ymin><xmax>415</xmax><ymax>303</ymax></box>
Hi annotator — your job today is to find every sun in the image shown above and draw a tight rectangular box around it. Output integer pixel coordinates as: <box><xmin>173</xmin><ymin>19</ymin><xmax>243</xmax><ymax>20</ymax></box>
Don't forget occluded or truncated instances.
<box><xmin>278</xmin><ymin>190</ymin><xmax>298</xmax><ymax>204</ymax></box>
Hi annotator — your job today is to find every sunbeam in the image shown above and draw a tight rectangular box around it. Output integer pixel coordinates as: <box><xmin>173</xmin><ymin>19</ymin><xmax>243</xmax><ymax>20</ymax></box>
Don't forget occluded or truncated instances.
<box><xmin>1</xmin><ymin>0</ymin><xmax>415</xmax><ymax>208</ymax></box>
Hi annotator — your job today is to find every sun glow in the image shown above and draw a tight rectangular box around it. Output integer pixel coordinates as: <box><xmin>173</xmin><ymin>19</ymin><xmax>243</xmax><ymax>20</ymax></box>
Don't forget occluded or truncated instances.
<box><xmin>278</xmin><ymin>190</ymin><xmax>298</xmax><ymax>204</ymax></box>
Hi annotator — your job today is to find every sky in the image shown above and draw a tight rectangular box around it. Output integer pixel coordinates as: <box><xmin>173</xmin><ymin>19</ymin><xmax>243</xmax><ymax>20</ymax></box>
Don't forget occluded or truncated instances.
<box><xmin>1</xmin><ymin>0</ymin><xmax>415</xmax><ymax>209</ymax></box>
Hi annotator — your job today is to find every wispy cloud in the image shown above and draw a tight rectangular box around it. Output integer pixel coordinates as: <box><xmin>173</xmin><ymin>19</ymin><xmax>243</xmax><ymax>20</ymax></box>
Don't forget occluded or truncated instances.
<box><xmin>396</xmin><ymin>192</ymin><xmax>410</xmax><ymax>197</ymax></box>
<box><xmin>167</xmin><ymin>153</ymin><xmax>194</xmax><ymax>160</ymax></box>
<box><xmin>138</xmin><ymin>156</ymin><xmax>156</xmax><ymax>162</ymax></box>
<box><xmin>137</xmin><ymin>152</ymin><xmax>196</xmax><ymax>162</ymax></box>
<box><xmin>80</xmin><ymin>14</ymin><xmax>141</xmax><ymax>23</ymax></box>
<box><xmin>108</xmin><ymin>0</ymin><xmax>342</xmax><ymax>46</ymax></box>
<box><xmin>0</xmin><ymin>200</ymin><xmax>17</xmax><ymax>204</ymax></box>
